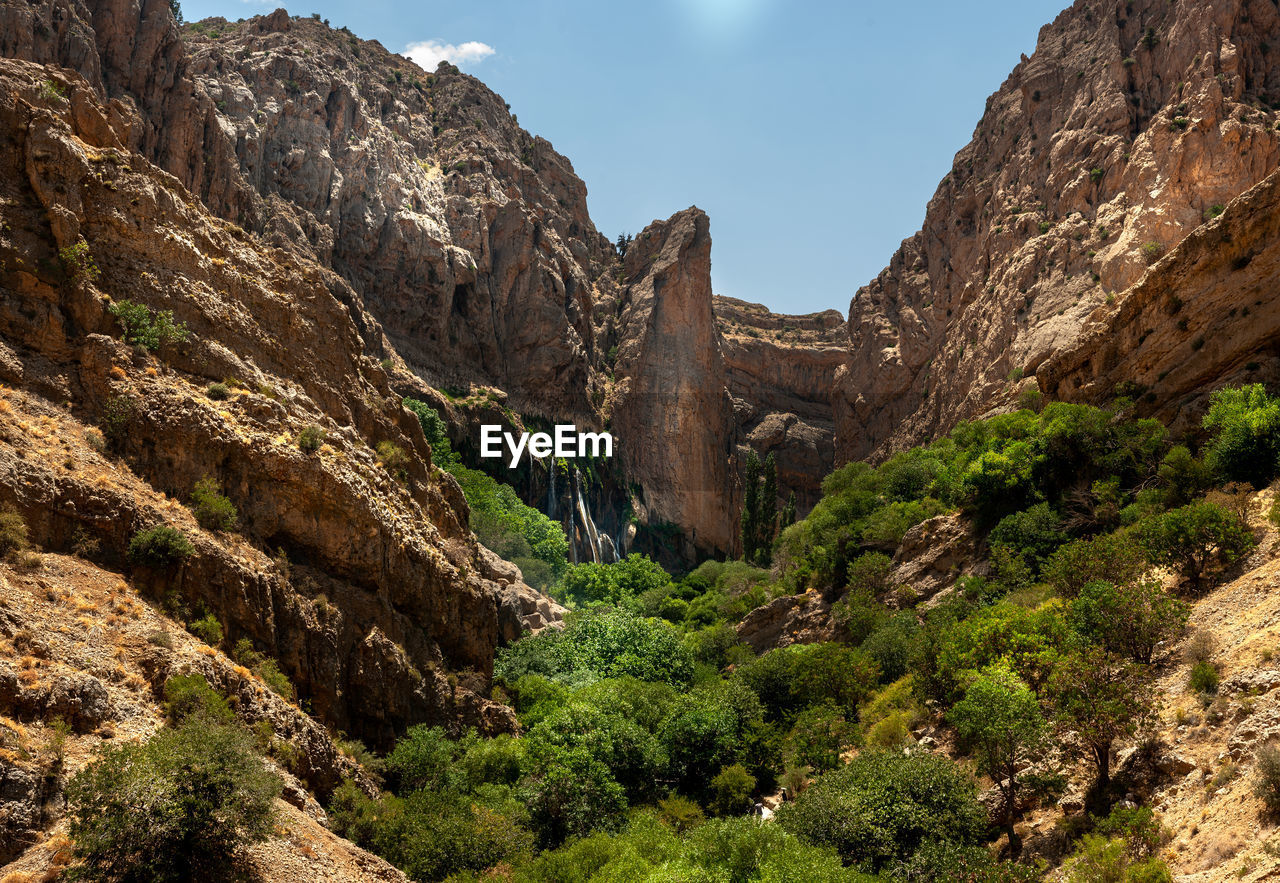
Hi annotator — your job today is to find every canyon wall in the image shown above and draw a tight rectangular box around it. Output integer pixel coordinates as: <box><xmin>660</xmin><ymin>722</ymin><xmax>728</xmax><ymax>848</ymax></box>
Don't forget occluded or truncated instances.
<box><xmin>835</xmin><ymin>0</ymin><xmax>1280</xmax><ymax>462</ymax></box>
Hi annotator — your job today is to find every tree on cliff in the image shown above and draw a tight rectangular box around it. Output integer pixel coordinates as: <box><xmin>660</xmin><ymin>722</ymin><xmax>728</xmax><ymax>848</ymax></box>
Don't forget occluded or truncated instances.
<box><xmin>740</xmin><ymin>451</ymin><xmax>779</xmax><ymax>566</ymax></box>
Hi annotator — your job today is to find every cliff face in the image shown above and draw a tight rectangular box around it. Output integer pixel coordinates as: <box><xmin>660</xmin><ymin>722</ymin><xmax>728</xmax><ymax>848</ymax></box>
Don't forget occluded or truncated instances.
<box><xmin>0</xmin><ymin>45</ymin><xmax>554</xmax><ymax>748</ymax></box>
<box><xmin>1042</xmin><ymin>163</ymin><xmax>1280</xmax><ymax>427</ymax></box>
<box><xmin>0</xmin><ymin>0</ymin><xmax>823</xmax><ymax>558</ymax></box>
<box><xmin>715</xmin><ymin>296</ymin><xmax>846</xmax><ymax>511</ymax></box>
<box><xmin>835</xmin><ymin>0</ymin><xmax>1280</xmax><ymax>462</ymax></box>
<box><xmin>611</xmin><ymin>209</ymin><xmax>740</xmax><ymax>557</ymax></box>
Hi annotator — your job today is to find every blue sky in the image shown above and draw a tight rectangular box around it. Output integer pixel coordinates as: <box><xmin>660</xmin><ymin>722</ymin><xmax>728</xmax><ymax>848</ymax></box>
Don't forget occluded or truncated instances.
<box><xmin>183</xmin><ymin>0</ymin><xmax>1068</xmax><ymax>315</ymax></box>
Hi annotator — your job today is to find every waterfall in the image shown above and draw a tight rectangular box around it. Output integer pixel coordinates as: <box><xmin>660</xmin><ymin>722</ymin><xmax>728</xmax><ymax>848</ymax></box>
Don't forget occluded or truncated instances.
<box><xmin>599</xmin><ymin>532</ymin><xmax>618</xmax><ymax>564</ymax></box>
<box><xmin>573</xmin><ymin>469</ymin><xmax>604</xmax><ymax>565</ymax></box>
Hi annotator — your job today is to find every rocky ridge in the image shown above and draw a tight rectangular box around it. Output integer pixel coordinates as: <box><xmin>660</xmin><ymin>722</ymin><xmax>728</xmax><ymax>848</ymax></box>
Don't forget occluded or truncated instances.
<box><xmin>835</xmin><ymin>0</ymin><xmax>1280</xmax><ymax>462</ymax></box>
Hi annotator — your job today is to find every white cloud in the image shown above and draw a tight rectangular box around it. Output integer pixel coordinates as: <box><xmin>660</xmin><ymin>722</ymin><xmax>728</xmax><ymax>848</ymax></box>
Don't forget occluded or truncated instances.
<box><xmin>404</xmin><ymin>39</ymin><xmax>495</xmax><ymax>71</ymax></box>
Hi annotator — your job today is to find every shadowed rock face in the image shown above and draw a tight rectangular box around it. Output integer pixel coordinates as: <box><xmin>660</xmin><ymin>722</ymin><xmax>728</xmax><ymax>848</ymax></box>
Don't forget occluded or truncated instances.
<box><xmin>715</xmin><ymin>296</ymin><xmax>846</xmax><ymax>512</ymax></box>
<box><xmin>835</xmin><ymin>0</ymin><xmax>1280</xmax><ymax>463</ymax></box>
<box><xmin>1042</xmin><ymin>164</ymin><xmax>1280</xmax><ymax>428</ymax></box>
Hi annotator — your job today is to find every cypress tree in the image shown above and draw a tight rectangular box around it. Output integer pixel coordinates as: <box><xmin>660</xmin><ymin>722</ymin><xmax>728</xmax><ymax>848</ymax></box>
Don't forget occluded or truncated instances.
<box><xmin>741</xmin><ymin>451</ymin><xmax>761</xmax><ymax>561</ymax></box>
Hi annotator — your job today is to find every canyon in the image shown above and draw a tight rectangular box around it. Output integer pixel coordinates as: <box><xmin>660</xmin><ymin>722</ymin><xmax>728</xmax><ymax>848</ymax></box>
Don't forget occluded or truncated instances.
<box><xmin>6</xmin><ymin>0</ymin><xmax>1280</xmax><ymax>877</ymax></box>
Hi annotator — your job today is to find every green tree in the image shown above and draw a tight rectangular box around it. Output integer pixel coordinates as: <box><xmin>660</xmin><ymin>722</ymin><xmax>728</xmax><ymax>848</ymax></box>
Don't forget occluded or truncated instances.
<box><xmin>1139</xmin><ymin>501</ymin><xmax>1254</xmax><ymax>592</ymax></box>
<box><xmin>988</xmin><ymin>502</ymin><xmax>1068</xmax><ymax>576</ymax></box>
<box><xmin>777</xmin><ymin>749</ymin><xmax>986</xmax><ymax>872</ymax></box>
<box><xmin>1043</xmin><ymin>531</ymin><xmax>1149</xmax><ymax>598</ymax></box>
<box><xmin>1050</xmin><ymin>648</ymin><xmax>1149</xmax><ymax>797</ymax></box>
<box><xmin>127</xmin><ymin>525</ymin><xmax>194</xmax><ymax>568</ymax></box>
<box><xmin>403</xmin><ymin>398</ymin><xmax>456</xmax><ymax>466</ymax></box>
<box><xmin>1068</xmin><ymin>580</ymin><xmax>1190</xmax><ymax>664</ymax></box>
<box><xmin>65</xmin><ymin>718</ymin><xmax>280</xmax><ymax>882</ymax></box>
<box><xmin>709</xmin><ymin>763</ymin><xmax>757</xmax><ymax>816</ymax></box>
<box><xmin>1202</xmin><ymin>383</ymin><xmax>1280</xmax><ymax>487</ymax></box>
<box><xmin>741</xmin><ymin>450</ymin><xmax>762</xmax><ymax>563</ymax></box>
<box><xmin>189</xmin><ymin>475</ymin><xmax>237</xmax><ymax>531</ymax></box>
<box><xmin>949</xmin><ymin>665</ymin><xmax>1048</xmax><ymax>855</ymax></box>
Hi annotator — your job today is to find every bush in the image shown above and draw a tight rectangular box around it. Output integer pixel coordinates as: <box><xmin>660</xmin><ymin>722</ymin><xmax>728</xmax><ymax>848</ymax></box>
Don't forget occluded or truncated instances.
<box><xmin>187</xmin><ymin>612</ymin><xmax>223</xmax><ymax>647</ymax></box>
<box><xmin>560</xmin><ymin>553</ymin><xmax>671</xmax><ymax>607</ymax></box>
<box><xmin>190</xmin><ymin>475</ymin><xmax>237</xmax><ymax>531</ymax></box>
<box><xmin>60</xmin><ymin>238</ymin><xmax>101</xmax><ymax>283</ymax></box>
<box><xmin>255</xmin><ymin>657</ymin><xmax>295</xmax><ymax>700</ymax></box>
<box><xmin>107</xmin><ymin>300</ymin><xmax>188</xmax><ymax>353</ymax></box>
<box><xmin>206</xmin><ymin>381</ymin><xmax>231</xmax><ymax>401</ymax></box>
<box><xmin>988</xmin><ymin>502</ymin><xmax>1068</xmax><ymax>576</ymax></box>
<box><xmin>66</xmin><ymin>717</ymin><xmax>280</xmax><ymax>881</ymax></box>
<box><xmin>1044</xmin><ymin>531</ymin><xmax>1149</xmax><ymax>598</ymax></box>
<box><xmin>778</xmin><ymin>749</ymin><xmax>986</xmax><ymax>871</ymax></box>
<box><xmin>403</xmin><ymin>398</ymin><xmax>456</xmax><ymax>466</ymax></box>
<box><xmin>0</xmin><ymin>505</ymin><xmax>29</xmax><ymax>557</ymax></box>
<box><xmin>655</xmin><ymin>795</ymin><xmax>705</xmax><ymax>834</ymax></box>
<box><xmin>1253</xmin><ymin>744</ymin><xmax>1280</xmax><ymax>816</ymax></box>
<box><xmin>1139</xmin><ymin>501</ymin><xmax>1254</xmax><ymax>591</ymax></box>
<box><xmin>163</xmin><ymin>673</ymin><xmax>234</xmax><ymax>724</ymax></box>
<box><xmin>708</xmin><ymin>763</ymin><xmax>757</xmax><ymax>816</ymax></box>
<box><xmin>330</xmin><ymin>781</ymin><xmax>534</xmax><ymax>881</ymax></box>
<box><xmin>1202</xmin><ymin>384</ymin><xmax>1280</xmax><ymax>487</ymax></box>
<box><xmin>298</xmin><ymin>424</ymin><xmax>326</xmax><ymax>452</ymax></box>
<box><xmin>449</xmin><ymin>464</ymin><xmax>569</xmax><ymax>590</ymax></box>
<box><xmin>1188</xmin><ymin>660</ymin><xmax>1219</xmax><ymax>694</ymax></box>
<box><xmin>128</xmin><ymin>525</ymin><xmax>194</xmax><ymax>568</ymax></box>
<box><xmin>496</xmin><ymin>608</ymin><xmax>694</xmax><ymax>689</ymax></box>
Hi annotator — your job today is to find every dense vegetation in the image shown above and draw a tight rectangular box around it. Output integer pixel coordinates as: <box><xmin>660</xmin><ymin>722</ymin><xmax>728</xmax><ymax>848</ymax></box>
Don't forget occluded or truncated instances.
<box><xmin>319</xmin><ymin>385</ymin><xmax>1278</xmax><ymax>881</ymax></box>
<box><xmin>70</xmin><ymin>386</ymin><xmax>1277</xmax><ymax>880</ymax></box>
<box><xmin>406</xmin><ymin>398</ymin><xmax>568</xmax><ymax>589</ymax></box>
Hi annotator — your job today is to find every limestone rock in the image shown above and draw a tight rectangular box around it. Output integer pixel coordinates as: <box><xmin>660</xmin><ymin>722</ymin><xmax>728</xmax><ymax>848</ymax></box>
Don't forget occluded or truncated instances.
<box><xmin>611</xmin><ymin>208</ymin><xmax>740</xmax><ymax>557</ymax></box>
<box><xmin>834</xmin><ymin>0</ymin><xmax>1280</xmax><ymax>463</ymax></box>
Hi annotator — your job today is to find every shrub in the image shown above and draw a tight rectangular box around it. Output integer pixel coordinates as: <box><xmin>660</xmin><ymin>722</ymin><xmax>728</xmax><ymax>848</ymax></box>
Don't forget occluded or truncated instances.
<box><xmin>449</xmin><ymin>464</ymin><xmax>569</xmax><ymax>590</ymax></box>
<box><xmin>206</xmin><ymin>381</ymin><xmax>231</xmax><ymax>401</ymax></box>
<box><xmin>190</xmin><ymin>475</ymin><xmax>237</xmax><ymax>531</ymax></box>
<box><xmin>496</xmin><ymin>608</ymin><xmax>694</xmax><ymax>689</ymax></box>
<box><xmin>298</xmin><ymin>424</ymin><xmax>326</xmax><ymax>452</ymax></box>
<box><xmin>777</xmin><ymin>749</ymin><xmax>986</xmax><ymax>871</ymax></box>
<box><xmin>1139</xmin><ymin>501</ymin><xmax>1254</xmax><ymax>591</ymax></box>
<box><xmin>128</xmin><ymin>525</ymin><xmax>194</xmax><ymax>568</ymax></box>
<box><xmin>1141</xmin><ymin>241</ymin><xmax>1164</xmax><ymax>263</ymax></box>
<box><xmin>1188</xmin><ymin>660</ymin><xmax>1219</xmax><ymax>694</ymax></box>
<box><xmin>163</xmin><ymin>673</ymin><xmax>234</xmax><ymax>724</ymax></box>
<box><xmin>59</xmin><ymin>239</ymin><xmax>101</xmax><ymax>284</ymax></box>
<box><xmin>107</xmin><ymin>300</ymin><xmax>188</xmax><ymax>353</ymax></box>
<box><xmin>560</xmin><ymin>553</ymin><xmax>671</xmax><ymax>607</ymax></box>
<box><xmin>376</xmin><ymin>440</ymin><xmax>410</xmax><ymax>480</ymax></box>
<box><xmin>1253</xmin><ymin>744</ymin><xmax>1280</xmax><ymax>816</ymax></box>
<box><xmin>709</xmin><ymin>763</ymin><xmax>757</xmax><ymax>816</ymax></box>
<box><xmin>147</xmin><ymin>630</ymin><xmax>173</xmax><ymax>649</ymax></box>
<box><xmin>989</xmin><ymin>502</ymin><xmax>1068</xmax><ymax>576</ymax></box>
<box><xmin>0</xmin><ymin>505</ymin><xmax>29</xmax><ymax>557</ymax></box>
<box><xmin>657</xmin><ymin>794</ymin><xmax>705</xmax><ymax>833</ymax></box>
<box><xmin>1202</xmin><ymin>384</ymin><xmax>1280</xmax><ymax>487</ymax></box>
<box><xmin>66</xmin><ymin>717</ymin><xmax>279</xmax><ymax>882</ymax></box>
<box><xmin>403</xmin><ymin>398</ymin><xmax>456</xmax><ymax>466</ymax></box>
<box><xmin>187</xmin><ymin>613</ymin><xmax>223</xmax><ymax>647</ymax></box>
<box><xmin>1044</xmin><ymin>531</ymin><xmax>1149</xmax><ymax>597</ymax></box>
<box><xmin>255</xmin><ymin>657</ymin><xmax>295</xmax><ymax>700</ymax></box>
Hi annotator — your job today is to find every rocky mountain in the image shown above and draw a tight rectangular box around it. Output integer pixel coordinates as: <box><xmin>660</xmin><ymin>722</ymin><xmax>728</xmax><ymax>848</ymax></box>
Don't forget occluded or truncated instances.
<box><xmin>835</xmin><ymin>0</ymin><xmax>1280</xmax><ymax>462</ymax></box>
<box><xmin>716</xmin><ymin>295</ymin><xmax>846</xmax><ymax>511</ymax></box>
